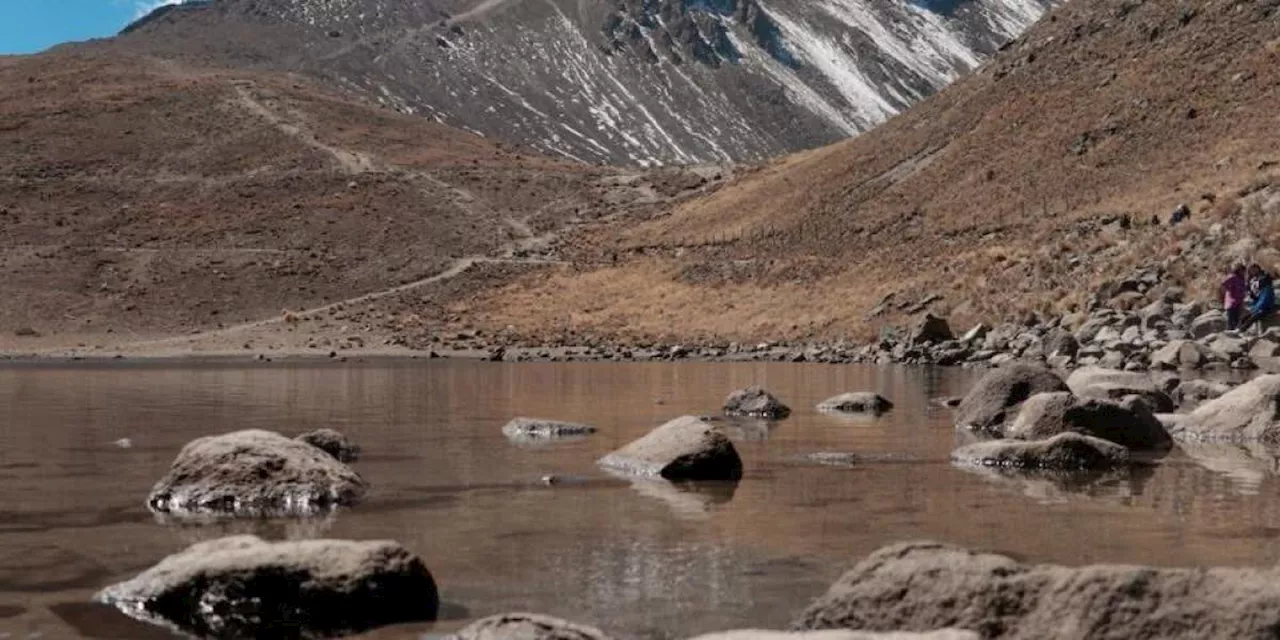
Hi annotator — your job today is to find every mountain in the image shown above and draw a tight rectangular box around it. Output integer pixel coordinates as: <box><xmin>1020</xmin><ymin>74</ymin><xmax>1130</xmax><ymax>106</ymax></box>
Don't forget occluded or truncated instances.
<box><xmin>0</xmin><ymin>48</ymin><xmax>718</xmax><ymax>350</ymax></box>
<box><xmin>454</xmin><ymin>0</ymin><xmax>1280</xmax><ymax>344</ymax></box>
<box><xmin>113</xmin><ymin>0</ymin><xmax>1058</xmax><ymax>166</ymax></box>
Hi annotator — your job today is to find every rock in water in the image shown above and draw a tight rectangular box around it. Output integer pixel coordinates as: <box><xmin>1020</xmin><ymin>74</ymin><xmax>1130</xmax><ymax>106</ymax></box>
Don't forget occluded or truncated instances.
<box><xmin>148</xmin><ymin>429</ymin><xmax>366</xmax><ymax>516</ymax></box>
<box><xmin>954</xmin><ymin>363</ymin><xmax>1068</xmax><ymax>432</ymax></box>
<box><xmin>1065</xmin><ymin>366</ymin><xmax>1175</xmax><ymax>412</ymax></box>
<box><xmin>1005</xmin><ymin>392</ymin><xmax>1173</xmax><ymax>451</ymax></box>
<box><xmin>502</xmin><ymin>418</ymin><xmax>598</xmax><ymax>440</ymax></box>
<box><xmin>817</xmin><ymin>393</ymin><xmax>894</xmax><ymax>414</ymax></box>
<box><xmin>723</xmin><ymin>387</ymin><xmax>792</xmax><ymax>419</ymax></box>
<box><xmin>597</xmin><ymin>416</ymin><xmax>743</xmax><ymax>481</ymax></box>
<box><xmin>794</xmin><ymin>540</ymin><xmax>1280</xmax><ymax>638</ymax></box>
<box><xmin>448</xmin><ymin>613</ymin><xmax>613</xmax><ymax>640</ymax></box>
<box><xmin>1172</xmin><ymin>375</ymin><xmax>1280</xmax><ymax>442</ymax></box>
<box><xmin>950</xmin><ymin>432</ymin><xmax>1130</xmax><ymax>470</ymax></box>
<box><xmin>94</xmin><ymin>535</ymin><xmax>438</xmax><ymax>637</ymax></box>
<box><xmin>295</xmin><ymin>428</ymin><xmax>361</xmax><ymax>462</ymax></box>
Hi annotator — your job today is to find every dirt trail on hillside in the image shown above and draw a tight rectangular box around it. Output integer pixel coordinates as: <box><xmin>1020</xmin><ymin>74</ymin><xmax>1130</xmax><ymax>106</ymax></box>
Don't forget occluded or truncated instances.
<box><xmin>110</xmin><ymin>254</ymin><xmax>559</xmax><ymax>351</ymax></box>
<box><xmin>234</xmin><ymin>83</ymin><xmax>377</xmax><ymax>174</ymax></box>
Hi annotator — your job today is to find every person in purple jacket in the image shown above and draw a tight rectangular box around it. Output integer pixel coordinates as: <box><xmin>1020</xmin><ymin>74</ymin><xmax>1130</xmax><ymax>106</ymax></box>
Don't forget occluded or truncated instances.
<box><xmin>1222</xmin><ymin>263</ymin><xmax>1247</xmax><ymax>331</ymax></box>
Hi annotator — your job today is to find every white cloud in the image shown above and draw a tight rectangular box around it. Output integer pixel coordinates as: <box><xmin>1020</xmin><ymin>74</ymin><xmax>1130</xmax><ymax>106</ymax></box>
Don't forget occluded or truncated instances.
<box><xmin>132</xmin><ymin>0</ymin><xmax>190</xmax><ymax>19</ymax></box>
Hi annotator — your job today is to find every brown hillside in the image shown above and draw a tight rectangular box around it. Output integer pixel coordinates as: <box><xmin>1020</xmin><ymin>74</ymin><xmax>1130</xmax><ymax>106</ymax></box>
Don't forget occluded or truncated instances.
<box><xmin>0</xmin><ymin>49</ymin><xmax>723</xmax><ymax>352</ymax></box>
<box><xmin>466</xmin><ymin>0</ymin><xmax>1280</xmax><ymax>344</ymax></box>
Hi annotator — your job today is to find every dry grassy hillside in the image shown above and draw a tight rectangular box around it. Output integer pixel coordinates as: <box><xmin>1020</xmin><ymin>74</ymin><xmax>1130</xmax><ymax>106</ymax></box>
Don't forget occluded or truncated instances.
<box><xmin>0</xmin><ymin>49</ymin><xmax>725</xmax><ymax>352</ymax></box>
<box><xmin>464</xmin><ymin>0</ymin><xmax>1280</xmax><ymax>345</ymax></box>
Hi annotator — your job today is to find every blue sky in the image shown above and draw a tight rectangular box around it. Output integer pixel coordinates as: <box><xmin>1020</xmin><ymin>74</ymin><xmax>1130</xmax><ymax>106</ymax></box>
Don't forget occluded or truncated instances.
<box><xmin>0</xmin><ymin>0</ymin><xmax>183</xmax><ymax>55</ymax></box>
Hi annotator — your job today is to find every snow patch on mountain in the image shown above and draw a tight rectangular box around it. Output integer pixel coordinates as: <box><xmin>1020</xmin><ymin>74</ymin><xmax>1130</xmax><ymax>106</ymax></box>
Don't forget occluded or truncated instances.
<box><xmin>124</xmin><ymin>0</ymin><xmax>1062</xmax><ymax>165</ymax></box>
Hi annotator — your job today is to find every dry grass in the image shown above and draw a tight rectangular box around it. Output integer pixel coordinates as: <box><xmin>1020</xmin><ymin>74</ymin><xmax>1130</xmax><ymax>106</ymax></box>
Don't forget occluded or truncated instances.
<box><xmin>463</xmin><ymin>0</ymin><xmax>1280</xmax><ymax>343</ymax></box>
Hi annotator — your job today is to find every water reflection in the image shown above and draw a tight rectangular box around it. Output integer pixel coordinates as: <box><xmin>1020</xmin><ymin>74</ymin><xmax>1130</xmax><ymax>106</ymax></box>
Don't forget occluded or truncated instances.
<box><xmin>1176</xmin><ymin>443</ymin><xmax>1280</xmax><ymax>496</ymax></box>
<box><xmin>957</xmin><ymin>464</ymin><xmax>1157</xmax><ymax>505</ymax></box>
<box><xmin>718</xmin><ymin>417</ymin><xmax>776</xmax><ymax>442</ymax></box>
<box><xmin>815</xmin><ymin>410</ymin><xmax>892</xmax><ymax>425</ymax></box>
<box><xmin>625</xmin><ymin>479</ymin><xmax>739</xmax><ymax>520</ymax></box>
<box><xmin>47</xmin><ymin>602</ymin><xmax>175</xmax><ymax>639</ymax></box>
<box><xmin>153</xmin><ymin>511</ymin><xmax>339</xmax><ymax>544</ymax></box>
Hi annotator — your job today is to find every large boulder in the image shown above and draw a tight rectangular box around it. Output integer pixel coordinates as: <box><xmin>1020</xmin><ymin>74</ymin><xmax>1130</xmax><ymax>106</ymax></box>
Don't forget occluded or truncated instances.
<box><xmin>502</xmin><ymin>418</ymin><xmax>598</xmax><ymax>441</ymax></box>
<box><xmin>448</xmin><ymin>613</ymin><xmax>612</xmax><ymax>640</ymax></box>
<box><xmin>1190</xmin><ymin>311</ymin><xmax>1227</xmax><ymax>339</ymax></box>
<box><xmin>1171</xmin><ymin>375</ymin><xmax>1280</xmax><ymax>442</ymax></box>
<box><xmin>794</xmin><ymin>541</ymin><xmax>1280</xmax><ymax>638</ymax></box>
<box><xmin>295</xmin><ymin>428</ymin><xmax>361</xmax><ymax>462</ymax></box>
<box><xmin>910</xmin><ymin>314</ymin><xmax>954</xmax><ymax>345</ymax></box>
<box><xmin>597</xmin><ymin>416</ymin><xmax>743</xmax><ymax>481</ymax></box>
<box><xmin>95</xmin><ymin>535</ymin><xmax>438</xmax><ymax>637</ymax></box>
<box><xmin>1251</xmin><ymin>339</ymin><xmax>1280</xmax><ymax>360</ymax></box>
<box><xmin>817</xmin><ymin>393</ymin><xmax>894</xmax><ymax>414</ymax></box>
<box><xmin>1004</xmin><ymin>393</ymin><xmax>1173</xmax><ymax>450</ymax></box>
<box><xmin>723</xmin><ymin>387</ymin><xmax>792</xmax><ymax>419</ymax></box>
<box><xmin>1208</xmin><ymin>335</ymin><xmax>1250</xmax><ymax>360</ymax></box>
<box><xmin>1064</xmin><ymin>366</ymin><xmax>1175</xmax><ymax>412</ymax></box>
<box><xmin>953</xmin><ymin>363</ymin><xmax>1069</xmax><ymax>432</ymax></box>
<box><xmin>950</xmin><ymin>432</ymin><xmax>1130</xmax><ymax>471</ymax></box>
<box><xmin>1150</xmin><ymin>340</ymin><xmax>1212</xmax><ymax>370</ymax></box>
<box><xmin>147</xmin><ymin>429</ymin><xmax>366</xmax><ymax>516</ymax></box>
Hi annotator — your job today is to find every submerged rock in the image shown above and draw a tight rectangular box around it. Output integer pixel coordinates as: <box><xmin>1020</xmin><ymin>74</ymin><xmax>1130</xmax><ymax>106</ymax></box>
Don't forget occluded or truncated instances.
<box><xmin>147</xmin><ymin>429</ymin><xmax>366</xmax><ymax>517</ymax></box>
<box><xmin>295</xmin><ymin>428</ymin><xmax>361</xmax><ymax>462</ymax></box>
<box><xmin>723</xmin><ymin>387</ymin><xmax>792</xmax><ymax>419</ymax></box>
<box><xmin>795</xmin><ymin>540</ymin><xmax>1280</xmax><ymax>638</ymax></box>
<box><xmin>954</xmin><ymin>363</ymin><xmax>1069</xmax><ymax>432</ymax></box>
<box><xmin>95</xmin><ymin>535</ymin><xmax>438</xmax><ymax>638</ymax></box>
<box><xmin>950</xmin><ymin>432</ymin><xmax>1130</xmax><ymax>471</ymax></box>
<box><xmin>800</xmin><ymin>452</ymin><xmax>863</xmax><ymax>468</ymax></box>
<box><xmin>597</xmin><ymin>416</ymin><xmax>743</xmax><ymax>481</ymax></box>
<box><xmin>448</xmin><ymin>613</ymin><xmax>612</xmax><ymax>640</ymax></box>
<box><xmin>502</xmin><ymin>418</ymin><xmax>598</xmax><ymax>441</ymax></box>
<box><xmin>1171</xmin><ymin>375</ymin><xmax>1280</xmax><ymax>442</ymax></box>
<box><xmin>1005</xmin><ymin>392</ymin><xmax>1172</xmax><ymax>451</ymax></box>
<box><xmin>817</xmin><ymin>393</ymin><xmax>894</xmax><ymax>414</ymax></box>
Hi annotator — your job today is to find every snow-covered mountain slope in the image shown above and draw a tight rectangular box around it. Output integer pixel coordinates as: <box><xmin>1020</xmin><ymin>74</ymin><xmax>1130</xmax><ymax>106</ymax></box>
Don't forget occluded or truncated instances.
<box><xmin>118</xmin><ymin>0</ymin><xmax>1060</xmax><ymax>165</ymax></box>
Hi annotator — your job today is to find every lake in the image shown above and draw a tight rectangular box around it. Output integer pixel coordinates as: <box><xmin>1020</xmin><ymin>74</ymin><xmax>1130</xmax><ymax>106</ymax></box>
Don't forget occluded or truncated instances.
<box><xmin>1</xmin><ymin>361</ymin><xmax>1278</xmax><ymax>639</ymax></box>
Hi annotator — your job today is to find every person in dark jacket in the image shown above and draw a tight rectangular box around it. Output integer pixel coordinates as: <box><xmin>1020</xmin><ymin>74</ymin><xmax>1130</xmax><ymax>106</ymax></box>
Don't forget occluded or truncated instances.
<box><xmin>1242</xmin><ymin>263</ymin><xmax>1277</xmax><ymax>332</ymax></box>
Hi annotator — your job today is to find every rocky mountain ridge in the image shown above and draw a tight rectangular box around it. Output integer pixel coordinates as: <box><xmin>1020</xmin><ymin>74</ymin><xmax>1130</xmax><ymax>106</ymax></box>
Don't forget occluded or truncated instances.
<box><xmin>113</xmin><ymin>0</ymin><xmax>1058</xmax><ymax>165</ymax></box>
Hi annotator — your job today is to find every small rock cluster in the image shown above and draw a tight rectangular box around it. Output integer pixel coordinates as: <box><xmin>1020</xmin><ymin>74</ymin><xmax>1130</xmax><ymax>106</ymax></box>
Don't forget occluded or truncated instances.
<box><xmin>949</xmin><ymin>364</ymin><xmax>1176</xmax><ymax>471</ymax></box>
<box><xmin>860</xmin><ymin>286</ymin><xmax>1280</xmax><ymax>374</ymax></box>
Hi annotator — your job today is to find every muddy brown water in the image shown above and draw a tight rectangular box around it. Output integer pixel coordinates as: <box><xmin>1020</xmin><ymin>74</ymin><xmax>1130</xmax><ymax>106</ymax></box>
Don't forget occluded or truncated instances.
<box><xmin>1</xmin><ymin>361</ymin><xmax>1279</xmax><ymax>639</ymax></box>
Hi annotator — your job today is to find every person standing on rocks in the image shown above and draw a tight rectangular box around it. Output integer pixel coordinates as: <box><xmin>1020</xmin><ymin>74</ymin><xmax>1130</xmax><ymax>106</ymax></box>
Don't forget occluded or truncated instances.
<box><xmin>1222</xmin><ymin>263</ymin><xmax>1248</xmax><ymax>331</ymax></box>
<box><xmin>1242</xmin><ymin>263</ymin><xmax>1276</xmax><ymax>332</ymax></box>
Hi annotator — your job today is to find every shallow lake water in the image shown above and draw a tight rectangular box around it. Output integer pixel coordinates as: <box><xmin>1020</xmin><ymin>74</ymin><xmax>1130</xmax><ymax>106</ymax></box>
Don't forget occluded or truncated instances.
<box><xmin>2</xmin><ymin>361</ymin><xmax>1280</xmax><ymax>639</ymax></box>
